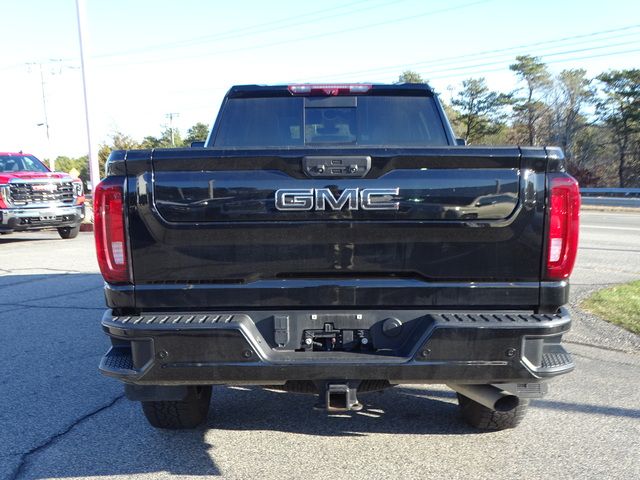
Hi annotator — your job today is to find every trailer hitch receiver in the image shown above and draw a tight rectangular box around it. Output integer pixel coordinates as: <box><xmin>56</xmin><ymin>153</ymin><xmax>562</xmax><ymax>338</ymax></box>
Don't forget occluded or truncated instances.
<box><xmin>316</xmin><ymin>382</ymin><xmax>363</xmax><ymax>412</ymax></box>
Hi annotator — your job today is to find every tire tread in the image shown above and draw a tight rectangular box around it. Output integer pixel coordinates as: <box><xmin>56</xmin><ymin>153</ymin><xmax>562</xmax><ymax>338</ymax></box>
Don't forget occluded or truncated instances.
<box><xmin>141</xmin><ymin>386</ymin><xmax>211</xmax><ymax>429</ymax></box>
<box><xmin>58</xmin><ymin>226</ymin><xmax>80</xmax><ymax>239</ymax></box>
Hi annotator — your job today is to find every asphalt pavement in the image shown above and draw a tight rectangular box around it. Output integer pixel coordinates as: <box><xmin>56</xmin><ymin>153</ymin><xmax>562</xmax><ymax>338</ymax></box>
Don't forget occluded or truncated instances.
<box><xmin>1</xmin><ymin>211</ymin><xmax>639</xmax><ymax>480</ymax></box>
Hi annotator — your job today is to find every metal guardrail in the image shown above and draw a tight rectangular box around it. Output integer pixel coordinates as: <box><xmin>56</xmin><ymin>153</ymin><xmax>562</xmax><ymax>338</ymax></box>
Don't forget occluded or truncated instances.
<box><xmin>579</xmin><ymin>188</ymin><xmax>640</xmax><ymax>208</ymax></box>
<box><xmin>580</xmin><ymin>188</ymin><xmax>640</xmax><ymax>197</ymax></box>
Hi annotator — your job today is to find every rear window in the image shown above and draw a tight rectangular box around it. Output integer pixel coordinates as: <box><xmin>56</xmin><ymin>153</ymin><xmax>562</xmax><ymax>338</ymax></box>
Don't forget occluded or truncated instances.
<box><xmin>213</xmin><ymin>96</ymin><xmax>448</xmax><ymax>147</ymax></box>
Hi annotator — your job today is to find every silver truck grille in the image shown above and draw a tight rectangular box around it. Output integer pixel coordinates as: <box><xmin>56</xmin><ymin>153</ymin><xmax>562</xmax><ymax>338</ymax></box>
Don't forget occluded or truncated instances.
<box><xmin>9</xmin><ymin>182</ymin><xmax>75</xmax><ymax>206</ymax></box>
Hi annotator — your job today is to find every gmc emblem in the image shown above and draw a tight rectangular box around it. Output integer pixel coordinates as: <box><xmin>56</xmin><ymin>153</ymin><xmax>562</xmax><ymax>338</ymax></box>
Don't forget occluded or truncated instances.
<box><xmin>275</xmin><ymin>188</ymin><xmax>399</xmax><ymax>211</ymax></box>
<box><xmin>31</xmin><ymin>183</ymin><xmax>58</xmax><ymax>193</ymax></box>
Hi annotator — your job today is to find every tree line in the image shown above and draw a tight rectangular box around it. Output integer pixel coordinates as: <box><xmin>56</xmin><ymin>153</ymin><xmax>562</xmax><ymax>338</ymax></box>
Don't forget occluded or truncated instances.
<box><xmin>400</xmin><ymin>57</ymin><xmax>640</xmax><ymax>187</ymax></box>
<box><xmin>55</xmin><ymin>56</ymin><xmax>639</xmax><ymax>188</ymax></box>
<box><xmin>52</xmin><ymin>122</ymin><xmax>210</xmax><ymax>187</ymax></box>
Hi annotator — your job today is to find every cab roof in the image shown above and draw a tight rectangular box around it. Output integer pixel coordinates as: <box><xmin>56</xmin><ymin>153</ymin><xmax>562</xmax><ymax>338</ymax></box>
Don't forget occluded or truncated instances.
<box><xmin>225</xmin><ymin>83</ymin><xmax>435</xmax><ymax>98</ymax></box>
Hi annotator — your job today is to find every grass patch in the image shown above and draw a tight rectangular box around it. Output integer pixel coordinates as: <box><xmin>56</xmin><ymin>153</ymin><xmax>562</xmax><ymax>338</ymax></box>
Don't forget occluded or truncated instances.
<box><xmin>582</xmin><ymin>280</ymin><xmax>640</xmax><ymax>334</ymax></box>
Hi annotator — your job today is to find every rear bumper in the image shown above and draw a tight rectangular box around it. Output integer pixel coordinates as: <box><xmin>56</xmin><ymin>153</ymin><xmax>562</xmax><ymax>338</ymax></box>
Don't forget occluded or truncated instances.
<box><xmin>0</xmin><ymin>204</ymin><xmax>84</xmax><ymax>231</ymax></box>
<box><xmin>100</xmin><ymin>308</ymin><xmax>573</xmax><ymax>386</ymax></box>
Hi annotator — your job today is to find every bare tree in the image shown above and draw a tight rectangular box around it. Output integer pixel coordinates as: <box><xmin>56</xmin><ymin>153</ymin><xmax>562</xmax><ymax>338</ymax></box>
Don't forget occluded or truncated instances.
<box><xmin>509</xmin><ymin>56</ymin><xmax>551</xmax><ymax>145</ymax></box>
<box><xmin>548</xmin><ymin>69</ymin><xmax>595</xmax><ymax>163</ymax></box>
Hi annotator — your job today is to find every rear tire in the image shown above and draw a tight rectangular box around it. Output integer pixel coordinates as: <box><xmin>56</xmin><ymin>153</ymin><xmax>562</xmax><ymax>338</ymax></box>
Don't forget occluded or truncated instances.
<box><xmin>142</xmin><ymin>386</ymin><xmax>212</xmax><ymax>429</ymax></box>
<box><xmin>457</xmin><ymin>392</ymin><xmax>528</xmax><ymax>430</ymax></box>
<box><xmin>58</xmin><ymin>225</ymin><xmax>80</xmax><ymax>239</ymax></box>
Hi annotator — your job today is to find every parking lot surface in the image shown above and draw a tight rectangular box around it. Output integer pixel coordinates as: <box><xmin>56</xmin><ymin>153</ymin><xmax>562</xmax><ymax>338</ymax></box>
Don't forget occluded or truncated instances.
<box><xmin>1</xmin><ymin>210</ymin><xmax>639</xmax><ymax>480</ymax></box>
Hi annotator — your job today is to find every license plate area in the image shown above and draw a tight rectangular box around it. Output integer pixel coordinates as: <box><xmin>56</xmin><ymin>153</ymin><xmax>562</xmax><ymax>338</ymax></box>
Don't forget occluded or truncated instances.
<box><xmin>301</xmin><ymin>323</ymin><xmax>372</xmax><ymax>352</ymax></box>
<box><xmin>39</xmin><ymin>215</ymin><xmax>57</xmax><ymax>221</ymax></box>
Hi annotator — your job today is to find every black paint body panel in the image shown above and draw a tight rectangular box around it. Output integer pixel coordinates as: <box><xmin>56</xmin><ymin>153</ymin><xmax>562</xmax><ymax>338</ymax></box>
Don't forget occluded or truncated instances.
<box><xmin>107</xmin><ymin>146</ymin><xmax>568</xmax><ymax>311</ymax></box>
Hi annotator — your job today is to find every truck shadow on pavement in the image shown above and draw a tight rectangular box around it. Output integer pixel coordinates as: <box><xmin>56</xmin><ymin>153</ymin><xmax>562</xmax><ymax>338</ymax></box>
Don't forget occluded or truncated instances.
<box><xmin>16</xmin><ymin>381</ymin><xmax>640</xmax><ymax>479</ymax></box>
<box><xmin>210</xmin><ymin>385</ymin><xmax>473</xmax><ymax>436</ymax></box>
<box><xmin>209</xmin><ymin>384</ymin><xmax>640</xmax><ymax>435</ymax></box>
<box><xmin>29</xmin><ymin>386</ymin><xmax>471</xmax><ymax>479</ymax></box>
<box><xmin>0</xmin><ymin>236</ymin><xmax>53</xmax><ymax>244</ymax></box>
<box><xmin>64</xmin><ymin>383</ymin><xmax>640</xmax><ymax>478</ymax></box>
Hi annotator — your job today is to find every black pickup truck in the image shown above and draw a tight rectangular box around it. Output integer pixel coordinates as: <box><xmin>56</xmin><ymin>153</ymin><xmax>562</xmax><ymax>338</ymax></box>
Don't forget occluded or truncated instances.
<box><xmin>96</xmin><ymin>83</ymin><xmax>580</xmax><ymax>430</ymax></box>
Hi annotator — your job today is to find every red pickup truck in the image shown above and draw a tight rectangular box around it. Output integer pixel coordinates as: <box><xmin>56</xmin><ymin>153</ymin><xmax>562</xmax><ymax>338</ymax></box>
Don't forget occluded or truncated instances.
<box><xmin>0</xmin><ymin>152</ymin><xmax>85</xmax><ymax>239</ymax></box>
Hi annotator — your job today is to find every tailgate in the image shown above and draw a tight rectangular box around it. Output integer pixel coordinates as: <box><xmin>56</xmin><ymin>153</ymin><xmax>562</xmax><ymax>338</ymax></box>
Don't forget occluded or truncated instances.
<box><xmin>126</xmin><ymin>147</ymin><xmax>546</xmax><ymax>308</ymax></box>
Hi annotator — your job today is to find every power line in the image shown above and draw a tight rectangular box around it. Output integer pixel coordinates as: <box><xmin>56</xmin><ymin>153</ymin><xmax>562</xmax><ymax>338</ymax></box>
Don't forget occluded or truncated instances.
<box><xmin>404</xmin><ymin>39</ymin><xmax>640</xmax><ymax>79</ymax></box>
<box><xmin>93</xmin><ymin>0</ymin><xmax>494</xmax><ymax>69</ymax></box>
<box><xmin>299</xmin><ymin>38</ymin><xmax>640</xmax><ymax>84</ymax></box>
<box><xmin>0</xmin><ymin>62</ymin><xmax>24</xmax><ymax>72</ymax></box>
<box><xmin>0</xmin><ymin>0</ymin><xmax>404</xmax><ymax>71</ymax></box>
<box><xmin>1</xmin><ymin>16</ymin><xmax>636</xmax><ymax>77</ymax></box>
<box><xmin>0</xmin><ymin>56</ymin><xmax>72</xmax><ymax>73</ymax></box>
<box><xmin>90</xmin><ymin>0</ymin><xmax>390</xmax><ymax>59</ymax></box>
<box><xmin>425</xmin><ymin>48</ymin><xmax>640</xmax><ymax>81</ymax></box>
<box><xmin>300</xmin><ymin>24</ymin><xmax>640</xmax><ymax>81</ymax></box>
<box><xmin>346</xmin><ymin>47</ymin><xmax>640</xmax><ymax>84</ymax></box>
<box><xmin>164</xmin><ymin>33</ymin><xmax>640</xmax><ymax>97</ymax></box>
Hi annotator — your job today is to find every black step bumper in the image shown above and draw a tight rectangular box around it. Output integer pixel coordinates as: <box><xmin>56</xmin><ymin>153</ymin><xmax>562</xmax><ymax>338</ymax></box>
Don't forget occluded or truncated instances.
<box><xmin>100</xmin><ymin>308</ymin><xmax>573</xmax><ymax>386</ymax></box>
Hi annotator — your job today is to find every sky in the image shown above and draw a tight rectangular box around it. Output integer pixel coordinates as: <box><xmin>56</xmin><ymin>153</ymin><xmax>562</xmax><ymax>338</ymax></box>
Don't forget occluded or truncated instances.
<box><xmin>0</xmin><ymin>0</ymin><xmax>639</xmax><ymax>159</ymax></box>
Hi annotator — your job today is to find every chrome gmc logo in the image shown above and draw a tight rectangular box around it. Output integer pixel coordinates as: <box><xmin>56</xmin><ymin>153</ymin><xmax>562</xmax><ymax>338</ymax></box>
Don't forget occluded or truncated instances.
<box><xmin>31</xmin><ymin>183</ymin><xmax>58</xmax><ymax>193</ymax></box>
<box><xmin>275</xmin><ymin>188</ymin><xmax>399</xmax><ymax>211</ymax></box>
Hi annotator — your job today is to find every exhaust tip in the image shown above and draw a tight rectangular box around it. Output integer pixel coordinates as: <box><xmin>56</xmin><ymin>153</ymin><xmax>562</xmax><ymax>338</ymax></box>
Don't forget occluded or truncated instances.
<box><xmin>494</xmin><ymin>394</ymin><xmax>519</xmax><ymax>412</ymax></box>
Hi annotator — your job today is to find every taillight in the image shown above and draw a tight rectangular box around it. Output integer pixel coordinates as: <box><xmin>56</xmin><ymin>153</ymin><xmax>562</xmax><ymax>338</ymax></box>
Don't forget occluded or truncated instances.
<box><xmin>94</xmin><ymin>178</ymin><xmax>130</xmax><ymax>284</ymax></box>
<box><xmin>288</xmin><ymin>84</ymin><xmax>372</xmax><ymax>95</ymax></box>
<box><xmin>545</xmin><ymin>175</ymin><xmax>581</xmax><ymax>280</ymax></box>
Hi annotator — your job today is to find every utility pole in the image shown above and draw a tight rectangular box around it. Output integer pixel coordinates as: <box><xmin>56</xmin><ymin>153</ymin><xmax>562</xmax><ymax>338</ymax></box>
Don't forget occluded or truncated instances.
<box><xmin>446</xmin><ymin>84</ymin><xmax>455</xmax><ymax>104</ymax></box>
<box><xmin>75</xmin><ymin>0</ymin><xmax>100</xmax><ymax>191</ymax></box>
<box><xmin>27</xmin><ymin>61</ymin><xmax>56</xmax><ymax>170</ymax></box>
<box><xmin>165</xmin><ymin>112</ymin><xmax>180</xmax><ymax>147</ymax></box>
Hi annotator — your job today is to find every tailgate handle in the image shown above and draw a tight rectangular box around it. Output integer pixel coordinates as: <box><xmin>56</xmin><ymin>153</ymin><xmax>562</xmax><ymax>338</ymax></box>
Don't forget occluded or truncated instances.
<box><xmin>302</xmin><ymin>156</ymin><xmax>371</xmax><ymax>178</ymax></box>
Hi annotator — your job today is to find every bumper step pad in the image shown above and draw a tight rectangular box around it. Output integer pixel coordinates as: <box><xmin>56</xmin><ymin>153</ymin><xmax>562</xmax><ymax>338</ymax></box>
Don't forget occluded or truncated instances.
<box><xmin>100</xmin><ymin>346</ymin><xmax>136</xmax><ymax>376</ymax></box>
<box><xmin>541</xmin><ymin>347</ymin><xmax>573</xmax><ymax>370</ymax></box>
<box><xmin>111</xmin><ymin>313</ymin><xmax>239</xmax><ymax>326</ymax></box>
<box><xmin>433</xmin><ymin>311</ymin><xmax>565</xmax><ymax>324</ymax></box>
